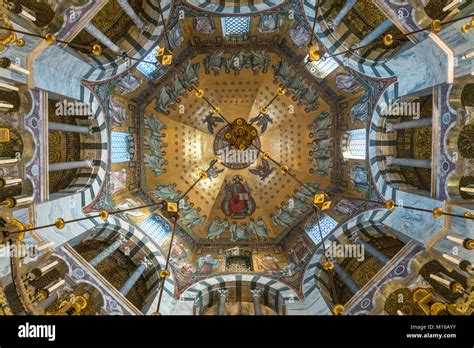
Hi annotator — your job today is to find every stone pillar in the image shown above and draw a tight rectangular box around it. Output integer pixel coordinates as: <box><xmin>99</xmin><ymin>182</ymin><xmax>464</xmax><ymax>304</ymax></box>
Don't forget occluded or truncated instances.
<box><xmin>251</xmin><ymin>288</ymin><xmax>262</xmax><ymax>315</ymax></box>
<box><xmin>119</xmin><ymin>263</ymin><xmax>147</xmax><ymax>296</ymax></box>
<box><xmin>328</xmin><ymin>0</ymin><xmax>357</xmax><ymax>28</ymax></box>
<box><xmin>334</xmin><ymin>264</ymin><xmax>360</xmax><ymax>295</ymax></box>
<box><xmin>355</xmin><ymin>238</ymin><xmax>390</xmax><ymax>265</ymax></box>
<box><xmin>49</xmin><ymin>160</ymin><xmax>93</xmax><ymax>172</ymax></box>
<box><xmin>386</xmin><ymin>118</ymin><xmax>432</xmax><ymax>132</ymax></box>
<box><xmin>48</xmin><ymin>122</ymin><xmax>92</xmax><ymax>134</ymax></box>
<box><xmin>116</xmin><ymin>0</ymin><xmax>145</xmax><ymax>30</ymax></box>
<box><xmin>89</xmin><ymin>239</ymin><xmax>123</xmax><ymax>267</ymax></box>
<box><xmin>386</xmin><ymin>156</ymin><xmax>431</xmax><ymax>169</ymax></box>
<box><xmin>358</xmin><ymin>19</ymin><xmax>393</xmax><ymax>48</ymax></box>
<box><xmin>0</xmin><ymin>157</ymin><xmax>20</xmax><ymax>165</ymax></box>
<box><xmin>84</xmin><ymin>23</ymin><xmax>122</xmax><ymax>54</ymax></box>
<box><xmin>216</xmin><ymin>289</ymin><xmax>228</xmax><ymax>316</ymax></box>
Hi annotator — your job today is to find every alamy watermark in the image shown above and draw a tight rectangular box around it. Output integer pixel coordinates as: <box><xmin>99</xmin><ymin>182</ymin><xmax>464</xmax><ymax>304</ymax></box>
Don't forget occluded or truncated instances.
<box><xmin>380</xmin><ymin>100</ymin><xmax>420</xmax><ymax>119</ymax></box>
<box><xmin>216</xmin><ymin>146</ymin><xmax>258</xmax><ymax>165</ymax></box>
<box><xmin>0</xmin><ymin>243</ymin><xmax>42</xmax><ymax>260</ymax></box>
<box><xmin>325</xmin><ymin>242</ymin><xmax>365</xmax><ymax>262</ymax></box>
<box><xmin>55</xmin><ymin>99</ymin><xmax>93</xmax><ymax>118</ymax></box>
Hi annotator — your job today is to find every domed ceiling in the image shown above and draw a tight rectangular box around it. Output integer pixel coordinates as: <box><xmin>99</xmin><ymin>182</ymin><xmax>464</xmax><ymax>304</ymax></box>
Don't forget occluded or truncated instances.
<box><xmin>93</xmin><ymin>6</ymin><xmax>373</xmax><ymax>293</ymax></box>
<box><xmin>138</xmin><ymin>52</ymin><xmax>337</xmax><ymax>242</ymax></box>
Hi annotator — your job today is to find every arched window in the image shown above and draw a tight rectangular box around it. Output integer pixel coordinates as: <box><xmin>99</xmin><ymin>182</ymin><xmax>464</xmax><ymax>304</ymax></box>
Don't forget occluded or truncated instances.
<box><xmin>305</xmin><ymin>53</ymin><xmax>339</xmax><ymax>79</ymax></box>
<box><xmin>304</xmin><ymin>212</ymin><xmax>338</xmax><ymax>244</ymax></box>
<box><xmin>137</xmin><ymin>46</ymin><xmax>160</xmax><ymax>77</ymax></box>
<box><xmin>139</xmin><ymin>214</ymin><xmax>172</xmax><ymax>246</ymax></box>
<box><xmin>111</xmin><ymin>131</ymin><xmax>135</xmax><ymax>163</ymax></box>
<box><xmin>341</xmin><ymin>128</ymin><xmax>366</xmax><ymax>160</ymax></box>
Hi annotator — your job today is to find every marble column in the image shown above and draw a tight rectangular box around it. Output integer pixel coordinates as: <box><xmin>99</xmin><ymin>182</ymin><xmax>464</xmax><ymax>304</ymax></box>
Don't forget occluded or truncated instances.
<box><xmin>116</xmin><ymin>0</ymin><xmax>145</xmax><ymax>30</ymax></box>
<box><xmin>48</xmin><ymin>122</ymin><xmax>92</xmax><ymax>134</ymax></box>
<box><xmin>329</xmin><ymin>0</ymin><xmax>357</xmax><ymax>28</ymax></box>
<box><xmin>334</xmin><ymin>264</ymin><xmax>360</xmax><ymax>295</ymax></box>
<box><xmin>49</xmin><ymin>160</ymin><xmax>93</xmax><ymax>172</ymax></box>
<box><xmin>386</xmin><ymin>156</ymin><xmax>431</xmax><ymax>169</ymax></box>
<box><xmin>358</xmin><ymin>19</ymin><xmax>393</xmax><ymax>48</ymax></box>
<box><xmin>216</xmin><ymin>289</ymin><xmax>228</xmax><ymax>315</ymax></box>
<box><xmin>119</xmin><ymin>263</ymin><xmax>147</xmax><ymax>296</ymax></box>
<box><xmin>0</xmin><ymin>157</ymin><xmax>20</xmax><ymax>165</ymax></box>
<box><xmin>251</xmin><ymin>289</ymin><xmax>262</xmax><ymax>315</ymax></box>
<box><xmin>89</xmin><ymin>239</ymin><xmax>123</xmax><ymax>267</ymax></box>
<box><xmin>355</xmin><ymin>238</ymin><xmax>390</xmax><ymax>265</ymax></box>
<box><xmin>84</xmin><ymin>23</ymin><xmax>122</xmax><ymax>54</ymax></box>
<box><xmin>386</xmin><ymin>118</ymin><xmax>432</xmax><ymax>132</ymax></box>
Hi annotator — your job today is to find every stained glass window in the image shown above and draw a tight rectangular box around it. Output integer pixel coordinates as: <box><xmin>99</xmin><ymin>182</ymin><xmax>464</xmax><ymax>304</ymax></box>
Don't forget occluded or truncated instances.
<box><xmin>304</xmin><ymin>212</ymin><xmax>338</xmax><ymax>245</ymax></box>
<box><xmin>137</xmin><ymin>46</ymin><xmax>160</xmax><ymax>77</ymax></box>
<box><xmin>139</xmin><ymin>214</ymin><xmax>172</xmax><ymax>246</ymax></box>
<box><xmin>306</xmin><ymin>52</ymin><xmax>339</xmax><ymax>79</ymax></box>
<box><xmin>342</xmin><ymin>129</ymin><xmax>366</xmax><ymax>160</ymax></box>
<box><xmin>110</xmin><ymin>131</ymin><xmax>135</xmax><ymax>163</ymax></box>
<box><xmin>221</xmin><ymin>16</ymin><xmax>251</xmax><ymax>36</ymax></box>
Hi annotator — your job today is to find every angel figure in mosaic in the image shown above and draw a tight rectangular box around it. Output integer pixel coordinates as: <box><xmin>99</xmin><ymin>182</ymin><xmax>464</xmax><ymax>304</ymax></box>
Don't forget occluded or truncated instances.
<box><xmin>249</xmin><ymin>158</ymin><xmax>273</xmax><ymax>180</ymax></box>
<box><xmin>249</xmin><ymin>112</ymin><xmax>273</xmax><ymax>133</ymax></box>
<box><xmin>202</xmin><ymin>111</ymin><xmax>225</xmax><ymax>134</ymax></box>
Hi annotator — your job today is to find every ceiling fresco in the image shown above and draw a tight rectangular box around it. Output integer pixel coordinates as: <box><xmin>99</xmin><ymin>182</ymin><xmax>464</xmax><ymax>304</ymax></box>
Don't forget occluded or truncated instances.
<box><xmin>138</xmin><ymin>52</ymin><xmax>336</xmax><ymax>242</ymax></box>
